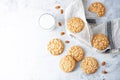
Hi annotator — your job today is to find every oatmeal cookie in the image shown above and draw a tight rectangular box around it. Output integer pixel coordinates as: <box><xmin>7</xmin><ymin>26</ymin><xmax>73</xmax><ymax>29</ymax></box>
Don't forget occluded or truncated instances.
<box><xmin>47</xmin><ymin>38</ymin><xmax>64</xmax><ymax>55</ymax></box>
<box><xmin>80</xmin><ymin>57</ymin><xmax>98</xmax><ymax>74</ymax></box>
<box><xmin>67</xmin><ymin>17</ymin><xmax>84</xmax><ymax>33</ymax></box>
<box><xmin>67</xmin><ymin>46</ymin><xmax>84</xmax><ymax>61</ymax></box>
<box><xmin>92</xmin><ymin>34</ymin><xmax>109</xmax><ymax>50</ymax></box>
<box><xmin>59</xmin><ymin>55</ymin><xmax>76</xmax><ymax>72</ymax></box>
<box><xmin>88</xmin><ymin>2</ymin><xmax>105</xmax><ymax>17</ymax></box>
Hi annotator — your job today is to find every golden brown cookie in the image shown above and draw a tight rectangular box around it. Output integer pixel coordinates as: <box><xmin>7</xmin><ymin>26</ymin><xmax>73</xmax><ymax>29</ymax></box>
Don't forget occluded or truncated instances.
<box><xmin>88</xmin><ymin>2</ymin><xmax>105</xmax><ymax>17</ymax></box>
<box><xmin>92</xmin><ymin>34</ymin><xmax>109</xmax><ymax>50</ymax></box>
<box><xmin>67</xmin><ymin>17</ymin><xmax>84</xmax><ymax>33</ymax></box>
<box><xmin>67</xmin><ymin>46</ymin><xmax>84</xmax><ymax>62</ymax></box>
<box><xmin>59</xmin><ymin>55</ymin><xmax>76</xmax><ymax>72</ymax></box>
<box><xmin>47</xmin><ymin>38</ymin><xmax>64</xmax><ymax>56</ymax></box>
<box><xmin>80</xmin><ymin>57</ymin><xmax>98</xmax><ymax>74</ymax></box>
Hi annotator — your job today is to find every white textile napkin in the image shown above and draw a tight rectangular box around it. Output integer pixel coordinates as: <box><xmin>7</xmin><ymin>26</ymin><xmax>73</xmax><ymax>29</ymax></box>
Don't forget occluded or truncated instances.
<box><xmin>65</xmin><ymin>0</ymin><xmax>120</xmax><ymax>53</ymax></box>
<box><xmin>64</xmin><ymin>0</ymin><xmax>93</xmax><ymax>48</ymax></box>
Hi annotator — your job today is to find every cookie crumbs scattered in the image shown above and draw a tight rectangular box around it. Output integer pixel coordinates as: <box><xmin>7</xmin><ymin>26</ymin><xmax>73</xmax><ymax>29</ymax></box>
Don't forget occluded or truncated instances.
<box><xmin>60</xmin><ymin>32</ymin><xmax>65</xmax><ymax>36</ymax></box>
<box><xmin>58</xmin><ymin>22</ymin><xmax>62</xmax><ymax>26</ymax></box>
<box><xmin>65</xmin><ymin>40</ymin><xmax>70</xmax><ymax>44</ymax></box>
<box><xmin>60</xmin><ymin>9</ymin><xmax>64</xmax><ymax>14</ymax></box>
<box><xmin>102</xmin><ymin>70</ymin><xmax>108</xmax><ymax>74</ymax></box>
<box><xmin>55</xmin><ymin>5</ymin><xmax>60</xmax><ymax>9</ymax></box>
<box><xmin>101</xmin><ymin>61</ymin><xmax>106</xmax><ymax>66</ymax></box>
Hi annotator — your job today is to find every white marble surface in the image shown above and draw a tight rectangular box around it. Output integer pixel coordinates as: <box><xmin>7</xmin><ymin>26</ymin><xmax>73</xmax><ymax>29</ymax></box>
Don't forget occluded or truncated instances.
<box><xmin>0</xmin><ymin>0</ymin><xmax>120</xmax><ymax>80</ymax></box>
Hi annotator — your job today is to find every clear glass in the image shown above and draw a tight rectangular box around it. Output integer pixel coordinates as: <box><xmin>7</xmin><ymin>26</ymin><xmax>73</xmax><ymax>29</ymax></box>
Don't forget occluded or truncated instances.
<box><xmin>38</xmin><ymin>13</ymin><xmax>56</xmax><ymax>31</ymax></box>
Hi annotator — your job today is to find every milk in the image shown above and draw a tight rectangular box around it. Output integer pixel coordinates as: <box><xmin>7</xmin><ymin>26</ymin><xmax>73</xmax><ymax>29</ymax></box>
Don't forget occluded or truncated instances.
<box><xmin>39</xmin><ymin>14</ymin><xmax>55</xmax><ymax>30</ymax></box>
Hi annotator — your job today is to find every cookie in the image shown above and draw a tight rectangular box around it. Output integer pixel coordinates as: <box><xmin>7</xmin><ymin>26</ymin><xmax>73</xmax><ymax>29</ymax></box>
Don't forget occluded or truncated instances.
<box><xmin>80</xmin><ymin>57</ymin><xmax>98</xmax><ymax>74</ymax></box>
<box><xmin>88</xmin><ymin>2</ymin><xmax>105</xmax><ymax>17</ymax></box>
<box><xmin>92</xmin><ymin>34</ymin><xmax>109</xmax><ymax>50</ymax></box>
<box><xmin>59</xmin><ymin>55</ymin><xmax>76</xmax><ymax>72</ymax></box>
<box><xmin>67</xmin><ymin>17</ymin><xmax>84</xmax><ymax>33</ymax></box>
<box><xmin>67</xmin><ymin>46</ymin><xmax>84</xmax><ymax>62</ymax></box>
<box><xmin>47</xmin><ymin>38</ymin><xmax>64</xmax><ymax>55</ymax></box>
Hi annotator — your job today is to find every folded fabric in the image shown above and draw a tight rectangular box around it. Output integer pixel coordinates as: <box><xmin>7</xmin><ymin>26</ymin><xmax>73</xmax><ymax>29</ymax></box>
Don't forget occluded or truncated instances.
<box><xmin>92</xmin><ymin>18</ymin><xmax>120</xmax><ymax>53</ymax></box>
<box><xmin>64</xmin><ymin>0</ymin><xmax>120</xmax><ymax>53</ymax></box>
<box><xmin>64</xmin><ymin>0</ymin><xmax>93</xmax><ymax>48</ymax></box>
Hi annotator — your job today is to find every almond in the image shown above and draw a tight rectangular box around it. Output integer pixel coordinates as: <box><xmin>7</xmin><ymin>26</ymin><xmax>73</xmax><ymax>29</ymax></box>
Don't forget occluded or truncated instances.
<box><xmin>60</xmin><ymin>32</ymin><xmax>65</xmax><ymax>36</ymax></box>
<box><xmin>58</xmin><ymin>22</ymin><xmax>62</xmax><ymax>26</ymax></box>
<box><xmin>55</xmin><ymin>5</ymin><xmax>60</xmax><ymax>9</ymax></box>
<box><xmin>102</xmin><ymin>70</ymin><xmax>107</xmax><ymax>74</ymax></box>
<box><xmin>101</xmin><ymin>61</ymin><xmax>106</xmax><ymax>66</ymax></box>
<box><xmin>60</xmin><ymin>9</ymin><xmax>64</xmax><ymax>14</ymax></box>
<box><xmin>65</xmin><ymin>40</ymin><xmax>70</xmax><ymax>44</ymax></box>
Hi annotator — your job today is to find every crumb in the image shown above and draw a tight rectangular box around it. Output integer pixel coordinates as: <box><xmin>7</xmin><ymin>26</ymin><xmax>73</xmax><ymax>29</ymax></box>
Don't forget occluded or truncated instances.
<box><xmin>60</xmin><ymin>32</ymin><xmax>65</xmax><ymax>36</ymax></box>
<box><xmin>101</xmin><ymin>61</ymin><xmax>106</xmax><ymax>66</ymax></box>
<box><xmin>55</xmin><ymin>5</ymin><xmax>60</xmax><ymax>9</ymax></box>
<box><xmin>102</xmin><ymin>70</ymin><xmax>108</xmax><ymax>74</ymax></box>
<box><xmin>65</xmin><ymin>40</ymin><xmax>70</xmax><ymax>44</ymax></box>
<box><xmin>58</xmin><ymin>22</ymin><xmax>62</xmax><ymax>26</ymax></box>
<box><xmin>60</xmin><ymin>9</ymin><xmax>64</xmax><ymax>14</ymax></box>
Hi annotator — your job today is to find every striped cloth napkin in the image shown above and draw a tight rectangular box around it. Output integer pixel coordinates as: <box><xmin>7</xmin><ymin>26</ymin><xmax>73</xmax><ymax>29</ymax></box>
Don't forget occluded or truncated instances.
<box><xmin>92</xmin><ymin>19</ymin><xmax>120</xmax><ymax>53</ymax></box>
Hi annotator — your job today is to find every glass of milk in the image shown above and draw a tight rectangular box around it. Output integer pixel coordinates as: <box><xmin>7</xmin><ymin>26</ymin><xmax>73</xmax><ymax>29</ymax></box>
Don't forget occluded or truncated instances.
<box><xmin>39</xmin><ymin>13</ymin><xmax>56</xmax><ymax>31</ymax></box>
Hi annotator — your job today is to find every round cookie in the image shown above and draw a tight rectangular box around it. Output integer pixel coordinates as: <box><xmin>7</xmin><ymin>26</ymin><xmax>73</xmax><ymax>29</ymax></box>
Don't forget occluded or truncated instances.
<box><xmin>88</xmin><ymin>2</ymin><xmax>105</xmax><ymax>17</ymax></box>
<box><xmin>67</xmin><ymin>46</ymin><xmax>84</xmax><ymax>62</ymax></box>
<box><xmin>92</xmin><ymin>34</ymin><xmax>109</xmax><ymax>50</ymax></box>
<box><xmin>80</xmin><ymin>57</ymin><xmax>98</xmax><ymax>74</ymax></box>
<box><xmin>47</xmin><ymin>38</ymin><xmax>64</xmax><ymax>56</ymax></box>
<box><xmin>59</xmin><ymin>55</ymin><xmax>76</xmax><ymax>72</ymax></box>
<box><xmin>67</xmin><ymin>17</ymin><xmax>84</xmax><ymax>33</ymax></box>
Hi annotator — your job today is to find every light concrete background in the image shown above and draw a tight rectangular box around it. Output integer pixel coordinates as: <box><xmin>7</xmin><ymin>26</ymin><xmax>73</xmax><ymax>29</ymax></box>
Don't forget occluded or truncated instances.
<box><xmin>0</xmin><ymin>0</ymin><xmax>120</xmax><ymax>80</ymax></box>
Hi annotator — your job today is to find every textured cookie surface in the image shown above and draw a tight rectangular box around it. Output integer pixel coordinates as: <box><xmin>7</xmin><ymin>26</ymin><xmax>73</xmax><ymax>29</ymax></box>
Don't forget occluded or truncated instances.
<box><xmin>67</xmin><ymin>17</ymin><xmax>84</xmax><ymax>33</ymax></box>
<box><xmin>80</xmin><ymin>57</ymin><xmax>98</xmax><ymax>74</ymax></box>
<box><xmin>47</xmin><ymin>38</ymin><xmax>64</xmax><ymax>55</ymax></box>
<box><xmin>59</xmin><ymin>55</ymin><xmax>76</xmax><ymax>72</ymax></box>
<box><xmin>88</xmin><ymin>2</ymin><xmax>105</xmax><ymax>17</ymax></box>
<box><xmin>67</xmin><ymin>46</ymin><xmax>84</xmax><ymax>62</ymax></box>
<box><xmin>92</xmin><ymin>34</ymin><xmax>109</xmax><ymax>50</ymax></box>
